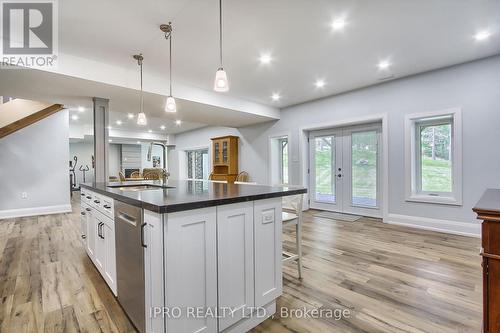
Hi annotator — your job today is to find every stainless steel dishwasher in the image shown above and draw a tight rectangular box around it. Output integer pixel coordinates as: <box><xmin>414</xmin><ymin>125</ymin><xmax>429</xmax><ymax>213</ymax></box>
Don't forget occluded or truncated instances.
<box><xmin>114</xmin><ymin>201</ymin><xmax>146</xmax><ymax>333</ymax></box>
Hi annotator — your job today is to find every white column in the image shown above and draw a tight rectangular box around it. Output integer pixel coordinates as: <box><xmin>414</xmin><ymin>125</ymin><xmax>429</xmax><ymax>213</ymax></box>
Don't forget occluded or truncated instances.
<box><xmin>93</xmin><ymin>97</ymin><xmax>109</xmax><ymax>182</ymax></box>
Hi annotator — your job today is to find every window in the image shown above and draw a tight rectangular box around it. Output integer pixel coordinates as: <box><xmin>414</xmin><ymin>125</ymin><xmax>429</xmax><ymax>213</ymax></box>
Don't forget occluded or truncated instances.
<box><xmin>269</xmin><ymin>135</ymin><xmax>290</xmax><ymax>185</ymax></box>
<box><xmin>186</xmin><ymin>148</ymin><xmax>209</xmax><ymax>180</ymax></box>
<box><xmin>279</xmin><ymin>137</ymin><xmax>289</xmax><ymax>184</ymax></box>
<box><xmin>405</xmin><ymin>108</ymin><xmax>462</xmax><ymax>205</ymax></box>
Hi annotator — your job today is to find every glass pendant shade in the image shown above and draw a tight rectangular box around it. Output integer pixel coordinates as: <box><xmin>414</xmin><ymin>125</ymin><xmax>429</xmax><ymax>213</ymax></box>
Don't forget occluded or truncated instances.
<box><xmin>213</xmin><ymin>68</ymin><xmax>229</xmax><ymax>92</ymax></box>
<box><xmin>137</xmin><ymin>112</ymin><xmax>147</xmax><ymax>125</ymax></box>
<box><xmin>165</xmin><ymin>95</ymin><xmax>177</xmax><ymax>112</ymax></box>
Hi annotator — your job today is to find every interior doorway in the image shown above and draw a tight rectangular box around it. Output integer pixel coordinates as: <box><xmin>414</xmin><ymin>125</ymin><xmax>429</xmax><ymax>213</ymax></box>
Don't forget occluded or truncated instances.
<box><xmin>308</xmin><ymin>122</ymin><xmax>382</xmax><ymax>218</ymax></box>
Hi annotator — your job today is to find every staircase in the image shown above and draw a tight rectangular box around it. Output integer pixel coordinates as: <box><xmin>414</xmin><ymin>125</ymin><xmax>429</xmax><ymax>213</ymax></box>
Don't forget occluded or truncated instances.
<box><xmin>0</xmin><ymin>98</ymin><xmax>64</xmax><ymax>139</ymax></box>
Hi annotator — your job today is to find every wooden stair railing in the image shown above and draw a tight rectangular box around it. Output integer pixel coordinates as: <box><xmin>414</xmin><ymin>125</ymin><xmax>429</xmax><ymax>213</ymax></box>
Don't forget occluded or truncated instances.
<box><xmin>0</xmin><ymin>99</ymin><xmax>64</xmax><ymax>139</ymax></box>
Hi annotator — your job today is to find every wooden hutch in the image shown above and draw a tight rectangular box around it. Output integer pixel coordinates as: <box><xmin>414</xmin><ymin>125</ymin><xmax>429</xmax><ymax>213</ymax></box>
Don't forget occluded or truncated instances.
<box><xmin>210</xmin><ymin>135</ymin><xmax>239</xmax><ymax>182</ymax></box>
<box><xmin>473</xmin><ymin>189</ymin><xmax>500</xmax><ymax>333</ymax></box>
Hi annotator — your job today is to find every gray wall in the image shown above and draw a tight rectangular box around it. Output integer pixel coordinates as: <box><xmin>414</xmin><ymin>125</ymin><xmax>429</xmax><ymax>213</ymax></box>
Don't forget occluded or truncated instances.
<box><xmin>171</xmin><ymin>55</ymin><xmax>500</xmax><ymax>232</ymax></box>
<box><xmin>0</xmin><ymin>110</ymin><xmax>71</xmax><ymax>218</ymax></box>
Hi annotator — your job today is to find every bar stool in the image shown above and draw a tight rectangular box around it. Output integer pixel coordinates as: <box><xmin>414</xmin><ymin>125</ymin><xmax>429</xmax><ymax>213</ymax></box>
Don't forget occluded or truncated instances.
<box><xmin>282</xmin><ymin>194</ymin><xmax>303</xmax><ymax>279</ymax></box>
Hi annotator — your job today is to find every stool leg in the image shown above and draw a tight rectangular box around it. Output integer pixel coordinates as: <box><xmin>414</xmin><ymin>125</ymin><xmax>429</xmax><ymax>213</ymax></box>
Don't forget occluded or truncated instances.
<box><xmin>296</xmin><ymin>222</ymin><xmax>303</xmax><ymax>279</ymax></box>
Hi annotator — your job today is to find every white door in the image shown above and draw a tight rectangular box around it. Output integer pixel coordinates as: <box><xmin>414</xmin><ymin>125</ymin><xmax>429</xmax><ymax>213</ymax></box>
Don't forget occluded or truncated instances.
<box><xmin>309</xmin><ymin>129</ymin><xmax>343</xmax><ymax>211</ymax></box>
<box><xmin>254</xmin><ymin>198</ymin><xmax>283</xmax><ymax>307</ymax></box>
<box><xmin>144</xmin><ymin>211</ymin><xmax>165</xmax><ymax>333</ymax></box>
<box><xmin>102</xmin><ymin>221</ymin><xmax>117</xmax><ymax>295</ymax></box>
<box><xmin>85</xmin><ymin>206</ymin><xmax>96</xmax><ymax>259</ymax></box>
<box><xmin>94</xmin><ymin>212</ymin><xmax>105</xmax><ymax>273</ymax></box>
<box><xmin>164</xmin><ymin>207</ymin><xmax>218</xmax><ymax>333</ymax></box>
<box><xmin>217</xmin><ymin>202</ymin><xmax>254</xmax><ymax>331</ymax></box>
<box><xmin>309</xmin><ymin>123</ymin><xmax>382</xmax><ymax>218</ymax></box>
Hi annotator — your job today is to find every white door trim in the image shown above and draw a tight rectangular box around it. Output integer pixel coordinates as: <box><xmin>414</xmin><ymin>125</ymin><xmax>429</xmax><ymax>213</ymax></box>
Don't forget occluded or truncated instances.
<box><xmin>299</xmin><ymin>114</ymin><xmax>389</xmax><ymax>221</ymax></box>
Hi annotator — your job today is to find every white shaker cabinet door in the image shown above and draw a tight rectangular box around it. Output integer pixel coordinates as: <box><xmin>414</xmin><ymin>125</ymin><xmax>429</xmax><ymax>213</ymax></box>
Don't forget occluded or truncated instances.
<box><xmin>102</xmin><ymin>220</ymin><xmax>117</xmax><ymax>296</ymax></box>
<box><xmin>217</xmin><ymin>202</ymin><xmax>255</xmax><ymax>331</ymax></box>
<box><xmin>144</xmin><ymin>211</ymin><xmax>165</xmax><ymax>333</ymax></box>
<box><xmin>164</xmin><ymin>207</ymin><xmax>218</xmax><ymax>333</ymax></box>
<box><xmin>85</xmin><ymin>206</ymin><xmax>96</xmax><ymax>260</ymax></box>
<box><xmin>254</xmin><ymin>198</ymin><xmax>283</xmax><ymax>307</ymax></box>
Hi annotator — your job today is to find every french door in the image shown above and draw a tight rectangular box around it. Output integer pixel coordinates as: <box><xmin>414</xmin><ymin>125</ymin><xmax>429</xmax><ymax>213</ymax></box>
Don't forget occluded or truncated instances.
<box><xmin>309</xmin><ymin>123</ymin><xmax>382</xmax><ymax>218</ymax></box>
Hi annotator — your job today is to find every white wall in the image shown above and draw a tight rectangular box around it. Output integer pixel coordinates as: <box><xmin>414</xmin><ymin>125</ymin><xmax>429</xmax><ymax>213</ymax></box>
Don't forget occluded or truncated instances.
<box><xmin>171</xmin><ymin>55</ymin><xmax>500</xmax><ymax>236</ymax></box>
<box><xmin>0</xmin><ymin>110</ymin><xmax>71</xmax><ymax>218</ymax></box>
<box><xmin>169</xmin><ymin>126</ymin><xmax>272</xmax><ymax>182</ymax></box>
<box><xmin>108</xmin><ymin>143</ymin><xmax>121</xmax><ymax>178</ymax></box>
<box><xmin>69</xmin><ymin>142</ymin><xmax>95</xmax><ymax>186</ymax></box>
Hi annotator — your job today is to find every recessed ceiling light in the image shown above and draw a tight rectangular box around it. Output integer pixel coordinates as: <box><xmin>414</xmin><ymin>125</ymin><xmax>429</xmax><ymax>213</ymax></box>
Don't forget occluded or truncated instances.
<box><xmin>160</xmin><ymin>125</ymin><xmax>166</xmax><ymax>130</ymax></box>
<box><xmin>331</xmin><ymin>18</ymin><xmax>346</xmax><ymax>31</ymax></box>
<box><xmin>271</xmin><ymin>93</ymin><xmax>281</xmax><ymax>101</ymax></box>
<box><xmin>77</xmin><ymin>106</ymin><xmax>85</xmax><ymax>113</ymax></box>
<box><xmin>474</xmin><ymin>30</ymin><xmax>491</xmax><ymax>41</ymax></box>
<box><xmin>71</xmin><ymin>115</ymin><xmax>79</xmax><ymax>121</ymax></box>
<box><xmin>127</xmin><ymin>113</ymin><xmax>134</xmax><ymax>119</ymax></box>
<box><xmin>175</xmin><ymin>120</ymin><xmax>182</xmax><ymax>126</ymax></box>
<box><xmin>109</xmin><ymin>139</ymin><xmax>113</xmax><ymax>142</ymax></box>
<box><xmin>259</xmin><ymin>53</ymin><xmax>273</xmax><ymax>65</ymax></box>
<box><xmin>315</xmin><ymin>79</ymin><xmax>326</xmax><ymax>88</ymax></box>
<box><xmin>148</xmin><ymin>129</ymin><xmax>153</xmax><ymax>133</ymax></box>
<box><xmin>116</xmin><ymin>120</ymin><xmax>122</xmax><ymax>125</ymax></box>
<box><xmin>107</xmin><ymin>125</ymin><xmax>112</xmax><ymax>130</ymax></box>
<box><xmin>377</xmin><ymin>60</ymin><xmax>391</xmax><ymax>70</ymax></box>
<box><xmin>137</xmin><ymin>141</ymin><xmax>141</xmax><ymax>144</ymax></box>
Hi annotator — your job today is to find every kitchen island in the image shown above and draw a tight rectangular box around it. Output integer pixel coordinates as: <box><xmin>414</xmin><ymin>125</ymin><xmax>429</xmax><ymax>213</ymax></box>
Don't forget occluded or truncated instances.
<box><xmin>80</xmin><ymin>180</ymin><xmax>307</xmax><ymax>333</ymax></box>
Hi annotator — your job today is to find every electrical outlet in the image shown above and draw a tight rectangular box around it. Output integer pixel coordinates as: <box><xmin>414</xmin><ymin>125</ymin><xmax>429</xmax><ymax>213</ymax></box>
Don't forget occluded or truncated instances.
<box><xmin>21</xmin><ymin>192</ymin><xmax>28</xmax><ymax>199</ymax></box>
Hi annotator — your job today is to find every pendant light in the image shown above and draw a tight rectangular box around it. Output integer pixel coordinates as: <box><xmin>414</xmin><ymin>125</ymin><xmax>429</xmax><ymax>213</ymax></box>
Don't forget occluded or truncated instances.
<box><xmin>133</xmin><ymin>54</ymin><xmax>147</xmax><ymax>125</ymax></box>
<box><xmin>214</xmin><ymin>0</ymin><xmax>229</xmax><ymax>92</ymax></box>
<box><xmin>160</xmin><ymin>22</ymin><xmax>177</xmax><ymax>112</ymax></box>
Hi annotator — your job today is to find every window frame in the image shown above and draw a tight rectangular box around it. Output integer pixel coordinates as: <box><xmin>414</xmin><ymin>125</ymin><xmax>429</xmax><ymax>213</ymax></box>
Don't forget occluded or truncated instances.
<box><xmin>268</xmin><ymin>134</ymin><xmax>291</xmax><ymax>185</ymax></box>
<box><xmin>185</xmin><ymin>148</ymin><xmax>209</xmax><ymax>180</ymax></box>
<box><xmin>404</xmin><ymin>108</ymin><xmax>462</xmax><ymax>206</ymax></box>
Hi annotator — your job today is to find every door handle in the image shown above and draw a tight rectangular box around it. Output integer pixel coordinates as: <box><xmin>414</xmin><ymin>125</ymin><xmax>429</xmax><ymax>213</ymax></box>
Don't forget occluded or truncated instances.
<box><xmin>81</xmin><ymin>234</ymin><xmax>86</xmax><ymax>239</ymax></box>
<box><xmin>117</xmin><ymin>212</ymin><xmax>137</xmax><ymax>226</ymax></box>
<box><xmin>81</xmin><ymin>212</ymin><xmax>85</xmax><ymax>216</ymax></box>
<box><xmin>86</xmin><ymin>196</ymin><xmax>91</xmax><ymax>199</ymax></box>
<box><xmin>94</xmin><ymin>200</ymin><xmax>100</xmax><ymax>204</ymax></box>
<box><xmin>86</xmin><ymin>208</ymin><xmax>91</xmax><ymax>212</ymax></box>
<box><xmin>141</xmin><ymin>223</ymin><xmax>147</xmax><ymax>248</ymax></box>
<box><xmin>337</xmin><ymin>174</ymin><xmax>342</xmax><ymax>178</ymax></box>
<box><xmin>103</xmin><ymin>205</ymin><xmax>111</xmax><ymax>209</ymax></box>
<box><xmin>98</xmin><ymin>222</ymin><xmax>104</xmax><ymax>239</ymax></box>
<box><xmin>100</xmin><ymin>223</ymin><xmax>105</xmax><ymax>240</ymax></box>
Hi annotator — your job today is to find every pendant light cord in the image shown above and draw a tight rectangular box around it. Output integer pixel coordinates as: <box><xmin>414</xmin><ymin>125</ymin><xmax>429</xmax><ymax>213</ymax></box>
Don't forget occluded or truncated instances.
<box><xmin>169</xmin><ymin>25</ymin><xmax>173</xmax><ymax>96</ymax></box>
<box><xmin>219</xmin><ymin>0</ymin><xmax>223</xmax><ymax>68</ymax></box>
<box><xmin>140</xmin><ymin>58</ymin><xmax>143</xmax><ymax>113</ymax></box>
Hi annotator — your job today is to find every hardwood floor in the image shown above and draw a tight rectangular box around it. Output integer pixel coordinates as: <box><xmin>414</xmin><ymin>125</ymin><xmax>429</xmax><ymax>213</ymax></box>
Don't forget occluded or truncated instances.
<box><xmin>0</xmin><ymin>198</ymin><xmax>482</xmax><ymax>332</ymax></box>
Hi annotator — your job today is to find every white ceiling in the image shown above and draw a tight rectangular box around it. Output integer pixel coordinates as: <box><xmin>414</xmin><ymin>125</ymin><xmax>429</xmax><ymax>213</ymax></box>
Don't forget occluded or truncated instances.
<box><xmin>0</xmin><ymin>68</ymin><xmax>275</xmax><ymax>134</ymax></box>
<box><xmin>57</xmin><ymin>0</ymin><xmax>500</xmax><ymax>108</ymax></box>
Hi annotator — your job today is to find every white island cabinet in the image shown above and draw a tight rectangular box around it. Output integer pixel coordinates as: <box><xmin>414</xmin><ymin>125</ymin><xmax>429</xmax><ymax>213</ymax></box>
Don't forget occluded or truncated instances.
<box><xmin>143</xmin><ymin>197</ymin><xmax>283</xmax><ymax>333</ymax></box>
<box><xmin>81</xmin><ymin>180</ymin><xmax>302</xmax><ymax>333</ymax></box>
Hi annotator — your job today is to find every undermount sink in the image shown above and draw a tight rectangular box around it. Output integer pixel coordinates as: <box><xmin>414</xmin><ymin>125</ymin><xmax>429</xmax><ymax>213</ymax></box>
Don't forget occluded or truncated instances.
<box><xmin>107</xmin><ymin>184</ymin><xmax>174</xmax><ymax>191</ymax></box>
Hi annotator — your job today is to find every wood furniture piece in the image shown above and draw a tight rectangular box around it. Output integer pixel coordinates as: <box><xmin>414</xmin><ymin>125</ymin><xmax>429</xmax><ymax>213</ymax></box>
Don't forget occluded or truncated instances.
<box><xmin>282</xmin><ymin>194</ymin><xmax>304</xmax><ymax>279</ymax></box>
<box><xmin>236</xmin><ymin>171</ymin><xmax>250</xmax><ymax>182</ymax></box>
<box><xmin>473</xmin><ymin>188</ymin><xmax>500</xmax><ymax>333</ymax></box>
<box><xmin>211</xmin><ymin>135</ymin><xmax>239</xmax><ymax>182</ymax></box>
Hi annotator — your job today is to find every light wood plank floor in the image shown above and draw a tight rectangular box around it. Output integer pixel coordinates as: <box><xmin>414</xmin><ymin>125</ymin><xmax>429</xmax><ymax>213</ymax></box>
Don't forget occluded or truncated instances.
<box><xmin>0</xmin><ymin>198</ymin><xmax>482</xmax><ymax>332</ymax></box>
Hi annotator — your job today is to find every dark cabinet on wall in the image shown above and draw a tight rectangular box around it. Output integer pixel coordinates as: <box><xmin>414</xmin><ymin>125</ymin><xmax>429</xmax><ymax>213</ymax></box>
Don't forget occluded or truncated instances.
<box><xmin>473</xmin><ymin>189</ymin><xmax>500</xmax><ymax>333</ymax></box>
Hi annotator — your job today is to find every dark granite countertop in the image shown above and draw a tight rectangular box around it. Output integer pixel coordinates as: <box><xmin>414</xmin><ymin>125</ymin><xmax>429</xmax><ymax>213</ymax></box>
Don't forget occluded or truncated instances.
<box><xmin>81</xmin><ymin>180</ymin><xmax>307</xmax><ymax>214</ymax></box>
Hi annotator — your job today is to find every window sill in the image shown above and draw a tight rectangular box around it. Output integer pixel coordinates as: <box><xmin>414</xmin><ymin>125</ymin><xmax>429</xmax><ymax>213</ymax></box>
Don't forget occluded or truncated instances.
<box><xmin>406</xmin><ymin>194</ymin><xmax>462</xmax><ymax>206</ymax></box>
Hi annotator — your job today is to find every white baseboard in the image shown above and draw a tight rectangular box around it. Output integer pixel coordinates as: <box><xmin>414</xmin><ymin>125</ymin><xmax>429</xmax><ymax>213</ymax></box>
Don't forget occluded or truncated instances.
<box><xmin>0</xmin><ymin>204</ymin><xmax>72</xmax><ymax>219</ymax></box>
<box><xmin>385</xmin><ymin>213</ymin><xmax>480</xmax><ymax>238</ymax></box>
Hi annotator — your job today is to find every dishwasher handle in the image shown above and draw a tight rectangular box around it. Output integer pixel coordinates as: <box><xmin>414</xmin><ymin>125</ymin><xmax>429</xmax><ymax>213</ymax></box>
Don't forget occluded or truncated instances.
<box><xmin>141</xmin><ymin>223</ymin><xmax>147</xmax><ymax>248</ymax></box>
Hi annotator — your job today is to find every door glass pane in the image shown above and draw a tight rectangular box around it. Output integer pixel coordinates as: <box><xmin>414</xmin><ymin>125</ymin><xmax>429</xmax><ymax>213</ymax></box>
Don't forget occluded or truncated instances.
<box><xmin>420</xmin><ymin>123</ymin><xmax>452</xmax><ymax>192</ymax></box>
<box><xmin>314</xmin><ymin>136</ymin><xmax>335</xmax><ymax>203</ymax></box>
<box><xmin>351</xmin><ymin>131</ymin><xmax>377</xmax><ymax>207</ymax></box>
